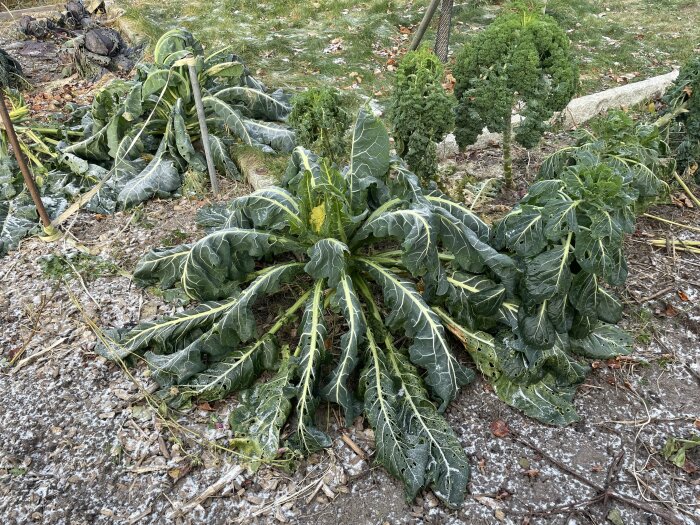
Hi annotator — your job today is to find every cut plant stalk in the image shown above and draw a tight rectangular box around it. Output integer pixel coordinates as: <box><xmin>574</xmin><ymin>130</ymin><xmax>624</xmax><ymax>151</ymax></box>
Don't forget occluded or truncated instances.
<box><xmin>673</xmin><ymin>172</ymin><xmax>700</xmax><ymax>208</ymax></box>
<box><xmin>643</xmin><ymin>213</ymin><xmax>700</xmax><ymax>234</ymax></box>
<box><xmin>650</xmin><ymin>239</ymin><xmax>700</xmax><ymax>254</ymax></box>
<box><xmin>0</xmin><ymin>93</ymin><xmax>55</xmax><ymax>234</ymax></box>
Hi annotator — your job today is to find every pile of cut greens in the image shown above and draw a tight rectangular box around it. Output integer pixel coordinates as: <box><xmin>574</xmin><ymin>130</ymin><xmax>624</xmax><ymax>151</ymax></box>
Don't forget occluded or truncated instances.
<box><xmin>1</xmin><ymin>29</ymin><xmax>295</xmax><ymax>256</ymax></box>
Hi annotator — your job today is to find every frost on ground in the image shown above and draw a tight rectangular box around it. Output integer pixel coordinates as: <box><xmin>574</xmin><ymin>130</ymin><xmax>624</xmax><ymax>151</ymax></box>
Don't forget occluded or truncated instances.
<box><xmin>0</xmin><ymin>189</ymin><xmax>698</xmax><ymax>525</ymax></box>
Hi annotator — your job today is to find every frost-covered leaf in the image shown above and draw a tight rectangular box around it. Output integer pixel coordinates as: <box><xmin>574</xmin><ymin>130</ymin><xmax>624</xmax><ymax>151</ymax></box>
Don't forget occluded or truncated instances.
<box><xmin>203</xmin><ymin>96</ymin><xmax>254</xmax><ymax>146</ymax></box>
<box><xmin>117</xmin><ymin>134</ymin><xmax>181</xmax><ymax>208</ymax></box>
<box><xmin>574</xmin><ymin>228</ymin><xmax>628</xmax><ymax>286</ymax></box>
<box><xmin>226</xmin><ymin>187</ymin><xmax>302</xmax><ymax>231</ymax></box>
<box><xmin>362</xmin><ymin>330</ymin><xmax>428</xmax><ymax>500</ymax></box>
<box><xmin>356</xmin><ymin>206</ymin><xmax>444</xmax><ymax>292</ymax></box>
<box><xmin>425</xmin><ymin>190</ymin><xmax>490</xmax><ymax>242</ymax></box>
<box><xmin>178</xmin><ymin>336</ymin><xmax>280</xmax><ymax>403</ymax></box>
<box><xmin>242</xmin><ymin>119</ymin><xmax>296</xmax><ymax>153</ymax></box>
<box><xmin>569</xmin><ymin>271</ymin><xmax>622</xmax><ymax>324</ymax></box>
<box><xmin>320</xmin><ymin>272</ymin><xmax>364</xmax><ymax>423</ymax></box>
<box><xmin>493</xmin><ymin>374</ymin><xmax>580</xmax><ymax>425</ymax></box>
<box><xmin>361</xmin><ymin>259</ymin><xmax>473</xmax><ymax>408</ymax></box>
<box><xmin>347</xmin><ymin>107</ymin><xmax>390</xmax><ymax>214</ymax></box>
<box><xmin>172</xmin><ymin>98</ymin><xmax>206</xmax><ymax>172</ymax></box>
<box><xmin>181</xmin><ymin>228</ymin><xmax>302</xmax><ymax>300</ymax></box>
<box><xmin>570</xmin><ymin>323</ymin><xmax>633</xmax><ymax>359</ymax></box>
<box><xmin>134</xmin><ymin>244</ymin><xmax>192</xmax><ymax>288</ymax></box>
<box><xmin>388</xmin><ymin>351</ymin><xmax>470</xmax><ymax>507</ymax></box>
<box><xmin>436</xmin><ymin>208</ymin><xmax>520</xmax><ymax>296</ymax></box>
<box><xmin>0</xmin><ymin>200</ymin><xmax>37</xmax><ymax>257</ymax></box>
<box><xmin>496</xmin><ymin>206</ymin><xmax>546</xmax><ymax>257</ymax></box>
<box><xmin>304</xmin><ymin>238</ymin><xmax>349</xmax><ymax>288</ymax></box>
<box><xmin>208</xmin><ymin>134</ymin><xmax>240</xmax><ymax>179</ymax></box>
<box><xmin>523</xmin><ymin>239</ymin><xmax>573</xmax><ymax>303</ymax></box>
<box><xmin>229</xmin><ymin>353</ymin><xmax>296</xmax><ymax>458</ymax></box>
<box><xmin>102</xmin><ymin>262</ymin><xmax>303</xmax><ymax>359</ymax></box>
<box><xmin>292</xmin><ymin>280</ymin><xmax>331</xmax><ymax>453</ymax></box>
<box><xmin>216</xmin><ymin>86</ymin><xmax>291</xmax><ymax>121</ymax></box>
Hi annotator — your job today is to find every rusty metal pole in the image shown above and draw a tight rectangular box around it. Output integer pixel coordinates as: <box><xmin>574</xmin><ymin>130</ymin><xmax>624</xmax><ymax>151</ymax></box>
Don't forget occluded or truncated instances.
<box><xmin>434</xmin><ymin>0</ymin><xmax>454</xmax><ymax>63</ymax></box>
<box><xmin>0</xmin><ymin>94</ymin><xmax>52</xmax><ymax>228</ymax></box>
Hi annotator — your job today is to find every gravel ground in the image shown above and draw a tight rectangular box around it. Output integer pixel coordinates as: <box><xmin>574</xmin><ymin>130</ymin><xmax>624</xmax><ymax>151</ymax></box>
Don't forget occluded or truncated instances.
<box><xmin>1</xmin><ymin>193</ymin><xmax>698</xmax><ymax>525</ymax></box>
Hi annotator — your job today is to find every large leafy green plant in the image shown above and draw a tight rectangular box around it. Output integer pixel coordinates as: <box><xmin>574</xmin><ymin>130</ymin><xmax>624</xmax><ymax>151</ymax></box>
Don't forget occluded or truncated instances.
<box><xmin>662</xmin><ymin>56</ymin><xmax>700</xmax><ymax>180</ymax></box>
<box><xmin>289</xmin><ymin>87</ymin><xmax>351</xmax><ymax>165</ymax></box>
<box><xmin>62</xmin><ymin>29</ymin><xmax>296</xmax><ymax>212</ymax></box>
<box><xmin>99</xmin><ymin>108</ymin><xmax>652</xmax><ymax>507</ymax></box>
<box><xmin>541</xmin><ymin>110</ymin><xmax>672</xmax><ymax>206</ymax></box>
<box><xmin>388</xmin><ymin>47</ymin><xmax>454</xmax><ymax>184</ymax></box>
<box><xmin>453</xmin><ymin>2</ymin><xmax>578</xmax><ymax>186</ymax></box>
<box><xmin>0</xmin><ymin>48</ymin><xmax>23</xmax><ymax>89</ymax></box>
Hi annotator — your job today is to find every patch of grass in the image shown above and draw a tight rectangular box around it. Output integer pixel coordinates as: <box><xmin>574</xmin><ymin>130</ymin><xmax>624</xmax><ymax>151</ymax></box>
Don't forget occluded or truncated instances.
<box><xmin>122</xmin><ymin>0</ymin><xmax>699</xmax><ymax>99</ymax></box>
<box><xmin>122</xmin><ymin>0</ymin><xmax>427</xmax><ymax>95</ymax></box>
<box><xmin>40</xmin><ymin>252</ymin><xmax>121</xmax><ymax>281</ymax></box>
<box><xmin>630</xmin><ymin>306</ymin><xmax>655</xmax><ymax>345</ymax></box>
<box><xmin>161</xmin><ymin>228</ymin><xmax>189</xmax><ymax>247</ymax></box>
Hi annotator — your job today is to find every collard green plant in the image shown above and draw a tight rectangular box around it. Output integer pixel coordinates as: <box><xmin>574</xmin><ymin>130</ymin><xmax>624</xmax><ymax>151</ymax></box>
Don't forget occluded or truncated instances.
<box><xmin>62</xmin><ymin>29</ymin><xmax>295</xmax><ymax>212</ymax></box>
<box><xmin>540</xmin><ymin>109</ymin><xmax>673</xmax><ymax>207</ymax></box>
<box><xmin>388</xmin><ymin>47</ymin><xmax>454</xmax><ymax>184</ymax></box>
<box><xmin>662</xmin><ymin>56</ymin><xmax>700</xmax><ymax>180</ymax></box>
<box><xmin>0</xmin><ymin>48</ymin><xmax>23</xmax><ymax>89</ymax></box>
<box><xmin>99</xmin><ymin>108</ymin><xmax>651</xmax><ymax>507</ymax></box>
<box><xmin>289</xmin><ymin>87</ymin><xmax>350</xmax><ymax>165</ymax></box>
<box><xmin>453</xmin><ymin>2</ymin><xmax>578</xmax><ymax>186</ymax></box>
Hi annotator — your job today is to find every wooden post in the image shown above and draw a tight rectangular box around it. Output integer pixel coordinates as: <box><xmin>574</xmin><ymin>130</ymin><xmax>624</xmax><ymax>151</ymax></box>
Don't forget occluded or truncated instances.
<box><xmin>409</xmin><ymin>0</ymin><xmax>441</xmax><ymax>52</ymax></box>
<box><xmin>187</xmin><ymin>61</ymin><xmax>219</xmax><ymax>195</ymax></box>
<box><xmin>0</xmin><ymin>94</ymin><xmax>52</xmax><ymax>228</ymax></box>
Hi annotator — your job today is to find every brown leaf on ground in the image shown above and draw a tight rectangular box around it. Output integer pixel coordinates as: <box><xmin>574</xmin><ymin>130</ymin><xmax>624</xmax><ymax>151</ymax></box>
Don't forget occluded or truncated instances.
<box><xmin>489</xmin><ymin>419</ymin><xmax>509</xmax><ymax>438</ymax></box>
<box><xmin>664</xmin><ymin>303</ymin><xmax>679</xmax><ymax>317</ymax></box>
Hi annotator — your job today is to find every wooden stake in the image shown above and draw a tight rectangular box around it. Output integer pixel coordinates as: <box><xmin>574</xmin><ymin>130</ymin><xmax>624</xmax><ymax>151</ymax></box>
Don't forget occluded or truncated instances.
<box><xmin>187</xmin><ymin>61</ymin><xmax>219</xmax><ymax>195</ymax></box>
<box><xmin>0</xmin><ymin>94</ymin><xmax>53</xmax><ymax>229</ymax></box>
<box><xmin>409</xmin><ymin>0</ymin><xmax>441</xmax><ymax>52</ymax></box>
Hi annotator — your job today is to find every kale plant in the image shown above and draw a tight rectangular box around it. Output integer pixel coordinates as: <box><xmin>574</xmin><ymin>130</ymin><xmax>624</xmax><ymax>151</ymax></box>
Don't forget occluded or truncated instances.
<box><xmin>62</xmin><ymin>29</ymin><xmax>296</xmax><ymax>212</ymax></box>
<box><xmin>389</xmin><ymin>47</ymin><xmax>454</xmax><ymax>184</ymax></box>
<box><xmin>0</xmin><ymin>48</ymin><xmax>23</xmax><ymax>89</ymax></box>
<box><xmin>99</xmin><ymin>108</ymin><xmax>657</xmax><ymax>506</ymax></box>
<box><xmin>454</xmin><ymin>2</ymin><xmax>578</xmax><ymax>186</ymax></box>
<box><xmin>662</xmin><ymin>56</ymin><xmax>700</xmax><ymax>180</ymax></box>
<box><xmin>289</xmin><ymin>87</ymin><xmax>350</xmax><ymax>164</ymax></box>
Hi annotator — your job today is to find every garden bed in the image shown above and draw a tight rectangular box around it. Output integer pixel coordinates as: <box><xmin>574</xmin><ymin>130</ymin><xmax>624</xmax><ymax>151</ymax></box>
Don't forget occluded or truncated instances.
<box><xmin>1</xmin><ymin>2</ymin><xmax>699</xmax><ymax>524</ymax></box>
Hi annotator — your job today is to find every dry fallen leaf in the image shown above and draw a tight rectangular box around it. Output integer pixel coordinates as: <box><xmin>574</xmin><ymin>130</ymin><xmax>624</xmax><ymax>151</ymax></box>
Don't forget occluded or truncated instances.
<box><xmin>490</xmin><ymin>419</ymin><xmax>509</xmax><ymax>438</ymax></box>
<box><xmin>664</xmin><ymin>303</ymin><xmax>679</xmax><ymax>317</ymax></box>
<box><xmin>678</xmin><ymin>290</ymin><xmax>690</xmax><ymax>302</ymax></box>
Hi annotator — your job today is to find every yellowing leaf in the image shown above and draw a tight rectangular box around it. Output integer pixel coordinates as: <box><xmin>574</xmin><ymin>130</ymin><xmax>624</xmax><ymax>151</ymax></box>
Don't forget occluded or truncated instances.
<box><xmin>310</xmin><ymin>203</ymin><xmax>326</xmax><ymax>233</ymax></box>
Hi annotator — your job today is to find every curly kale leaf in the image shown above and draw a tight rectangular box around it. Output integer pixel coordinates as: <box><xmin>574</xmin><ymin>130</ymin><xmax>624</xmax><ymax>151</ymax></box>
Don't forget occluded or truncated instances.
<box><xmin>389</xmin><ymin>48</ymin><xmax>455</xmax><ymax>183</ymax></box>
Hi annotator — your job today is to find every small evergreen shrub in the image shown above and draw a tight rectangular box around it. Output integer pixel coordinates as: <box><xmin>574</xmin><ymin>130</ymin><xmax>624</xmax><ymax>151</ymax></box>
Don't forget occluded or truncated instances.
<box><xmin>389</xmin><ymin>47</ymin><xmax>454</xmax><ymax>184</ymax></box>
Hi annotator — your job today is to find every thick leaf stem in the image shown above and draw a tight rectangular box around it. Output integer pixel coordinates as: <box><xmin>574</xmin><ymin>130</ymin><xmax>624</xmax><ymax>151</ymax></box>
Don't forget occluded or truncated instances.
<box><xmin>502</xmin><ymin>115</ymin><xmax>513</xmax><ymax>188</ymax></box>
<box><xmin>267</xmin><ymin>288</ymin><xmax>313</xmax><ymax>336</ymax></box>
